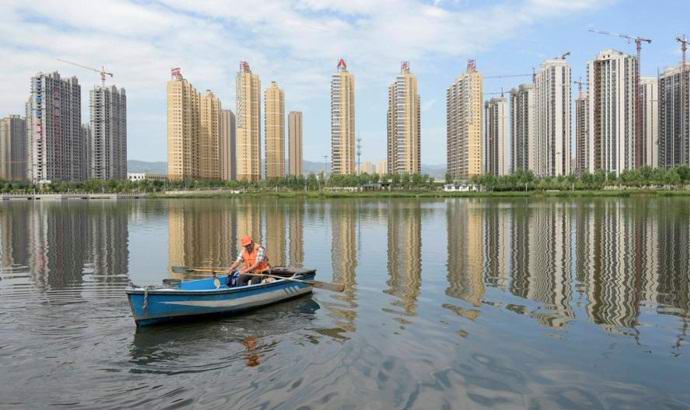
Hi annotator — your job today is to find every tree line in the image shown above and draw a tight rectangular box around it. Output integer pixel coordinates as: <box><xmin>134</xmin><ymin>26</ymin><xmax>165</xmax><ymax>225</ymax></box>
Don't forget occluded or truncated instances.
<box><xmin>2</xmin><ymin>166</ymin><xmax>690</xmax><ymax>194</ymax></box>
<box><xmin>463</xmin><ymin>166</ymin><xmax>690</xmax><ymax>191</ymax></box>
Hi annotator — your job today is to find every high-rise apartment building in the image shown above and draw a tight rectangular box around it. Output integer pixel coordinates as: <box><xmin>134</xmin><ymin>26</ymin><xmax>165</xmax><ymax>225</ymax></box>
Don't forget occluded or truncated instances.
<box><xmin>586</xmin><ymin>49</ymin><xmax>638</xmax><ymax>175</ymax></box>
<box><xmin>331</xmin><ymin>58</ymin><xmax>355</xmax><ymax>175</ymax></box>
<box><xmin>376</xmin><ymin>159</ymin><xmax>388</xmax><ymax>175</ymax></box>
<box><xmin>265</xmin><ymin>81</ymin><xmax>285</xmax><ymax>179</ymax></box>
<box><xmin>0</xmin><ymin>115</ymin><xmax>27</xmax><ymax>181</ymax></box>
<box><xmin>236</xmin><ymin>62</ymin><xmax>261</xmax><ymax>181</ymax></box>
<box><xmin>534</xmin><ymin>58</ymin><xmax>571</xmax><ymax>177</ymax></box>
<box><xmin>220</xmin><ymin>109</ymin><xmax>236</xmax><ymax>181</ymax></box>
<box><xmin>510</xmin><ymin>84</ymin><xmax>536</xmax><ymax>173</ymax></box>
<box><xmin>387</xmin><ymin>62</ymin><xmax>420</xmax><ymax>175</ymax></box>
<box><xmin>659</xmin><ymin>64</ymin><xmax>689</xmax><ymax>168</ymax></box>
<box><xmin>575</xmin><ymin>89</ymin><xmax>589</xmax><ymax>175</ymax></box>
<box><xmin>90</xmin><ymin>85</ymin><xmax>127</xmax><ymax>180</ymax></box>
<box><xmin>288</xmin><ymin>111</ymin><xmax>303</xmax><ymax>176</ymax></box>
<box><xmin>641</xmin><ymin>77</ymin><xmax>659</xmax><ymax>168</ymax></box>
<box><xmin>26</xmin><ymin>72</ymin><xmax>86</xmax><ymax>183</ymax></box>
<box><xmin>167</xmin><ymin>69</ymin><xmax>200</xmax><ymax>181</ymax></box>
<box><xmin>447</xmin><ymin>60</ymin><xmax>483</xmax><ymax>180</ymax></box>
<box><xmin>484</xmin><ymin>96</ymin><xmax>510</xmax><ymax>176</ymax></box>
<box><xmin>199</xmin><ymin>90</ymin><xmax>222</xmax><ymax>180</ymax></box>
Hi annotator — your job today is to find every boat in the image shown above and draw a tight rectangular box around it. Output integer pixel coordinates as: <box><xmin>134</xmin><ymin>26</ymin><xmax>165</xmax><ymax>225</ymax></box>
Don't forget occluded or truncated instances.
<box><xmin>126</xmin><ymin>267</ymin><xmax>316</xmax><ymax>326</ymax></box>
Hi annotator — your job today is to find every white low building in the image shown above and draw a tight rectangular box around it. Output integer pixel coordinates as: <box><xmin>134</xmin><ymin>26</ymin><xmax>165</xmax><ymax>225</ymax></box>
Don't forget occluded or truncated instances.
<box><xmin>127</xmin><ymin>172</ymin><xmax>167</xmax><ymax>182</ymax></box>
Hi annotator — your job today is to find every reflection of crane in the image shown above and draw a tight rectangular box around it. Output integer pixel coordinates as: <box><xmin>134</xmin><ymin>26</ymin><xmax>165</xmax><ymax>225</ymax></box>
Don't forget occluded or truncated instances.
<box><xmin>589</xmin><ymin>29</ymin><xmax>652</xmax><ymax>168</ymax></box>
<box><xmin>57</xmin><ymin>58</ymin><xmax>114</xmax><ymax>87</ymax></box>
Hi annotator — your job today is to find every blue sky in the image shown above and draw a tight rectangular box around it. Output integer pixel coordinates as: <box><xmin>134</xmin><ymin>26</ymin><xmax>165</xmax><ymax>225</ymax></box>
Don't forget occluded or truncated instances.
<box><xmin>1</xmin><ymin>0</ymin><xmax>688</xmax><ymax>165</ymax></box>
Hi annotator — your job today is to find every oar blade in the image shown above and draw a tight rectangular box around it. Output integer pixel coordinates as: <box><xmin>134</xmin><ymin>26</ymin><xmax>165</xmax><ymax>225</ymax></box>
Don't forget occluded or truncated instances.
<box><xmin>311</xmin><ymin>280</ymin><xmax>345</xmax><ymax>292</ymax></box>
<box><xmin>171</xmin><ymin>265</ymin><xmax>191</xmax><ymax>274</ymax></box>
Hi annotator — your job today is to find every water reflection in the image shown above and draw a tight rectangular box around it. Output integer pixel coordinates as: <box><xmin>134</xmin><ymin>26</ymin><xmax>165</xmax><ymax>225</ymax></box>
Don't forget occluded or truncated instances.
<box><xmin>384</xmin><ymin>200</ymin><xmax>422</xmax><ymax>317</ymax></box>
<box><xmin>0</xmin><ymin>201</ymin><xmax>129</xmax><ymax>290</ymax></box>
<box><xmin>1</xmin><ymin>197</ymin><xmax>689</xmax><ymax>338</ymax></box>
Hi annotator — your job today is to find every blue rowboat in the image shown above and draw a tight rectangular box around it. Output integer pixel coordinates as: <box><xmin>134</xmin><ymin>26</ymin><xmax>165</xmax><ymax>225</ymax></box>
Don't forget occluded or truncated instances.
<box><xmin>126</xmin><ymin>267</ymin><xmax>316</xmax><ymax>326</ymax></box>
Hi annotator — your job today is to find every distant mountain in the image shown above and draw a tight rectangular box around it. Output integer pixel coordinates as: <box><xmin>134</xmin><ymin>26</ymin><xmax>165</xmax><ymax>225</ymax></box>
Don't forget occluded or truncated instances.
<box><xmin>127</xmin><ymin>160</ymin><xmax>167</xmax><ymax>174</ymax></box>
<box><xmin>127</xmin><ymin>159</ymin><xmax>446</xmax><ymax>179</ymax></box>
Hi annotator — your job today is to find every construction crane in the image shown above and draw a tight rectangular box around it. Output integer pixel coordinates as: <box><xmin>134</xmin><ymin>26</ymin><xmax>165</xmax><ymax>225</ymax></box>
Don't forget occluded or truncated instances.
<box><xmin>57</xmin><ymin>58</ymin><xmax>114</xmax><ymax>87</ymax></box>
<box><xmin>677</xmin><ymin>35</ymin><xmax>688</xmax><ymax>164</ymax></box>
<box><xmin>589</xmin><ymin>29</ymin><xmax>652</xmax><ymax>168</ymax></box>
<box><xmin>573</xmin><ymin>78</ymin><xmax>587</xmax><ymax>96</ymax></box>
<box><xmin>555</xmin><ymin>51</ymin><xmax>571</xmax><ymax>60</ymax></box>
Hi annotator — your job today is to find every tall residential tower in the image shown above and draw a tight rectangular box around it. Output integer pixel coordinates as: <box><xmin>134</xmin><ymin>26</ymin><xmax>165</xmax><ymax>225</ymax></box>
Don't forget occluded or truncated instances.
<box><xmin>26</xmin><ymin>72</ymin><xmax>86</xmax><ymax>183</ymax></box>
<box><xmin>510</xmin><ymin>84</ymin><xmax>536</xmax><ymax>173</ymax></box>
<box><xmin>484</xmin><ymin>96</ymin><xmax>510</xmax><ymax>176</ymax></box>
<box><xmin>447</xmin><ymin>60</ymin><xmax>483</xmax><ymax>180</ymax></box>
<box><xmin>534</xmin><ymin>58</ymin><xmax>571</xmax><ymax>177</ymax></box>
<box><xmin>331</xmin><ymin>58</ymin><xmax>355</xmax><ymax>175</ymax></box>
<box><xmin>167</xmin><ymin>68</ymin><xmax>200</xmax><ymax>181</ymax></box>
<box><xmin>387</xmin><ymin>62</ymin><xmax>420</xmax><ymax>175</ymax></box>
<box><xmin>288</xmin><ymin>111</ymin><xmax>303</xmax><ymax>176</ymax></box>
<box><xmin>586</xmin><ymin>49</ymin><xmax>638</xmax><ymax>175</ymax></box>
<box><xmin>0</xmin><ymin>115</ymin><xmax>27</xmax><ymax>181</ymax></box>
<box><xmin>265</xmin><ymin>81</ymin><xmax>285</xmax><ymax>179</ymax></box>
<box><xmin>236</xmin><ymin>62</ymin><xmax>261</xmax><ymax>181</ymax></box>
<box><xmin>90</xmin><ymin>85</ymin><xmax>127</xmax><ymax>180</ymax></box>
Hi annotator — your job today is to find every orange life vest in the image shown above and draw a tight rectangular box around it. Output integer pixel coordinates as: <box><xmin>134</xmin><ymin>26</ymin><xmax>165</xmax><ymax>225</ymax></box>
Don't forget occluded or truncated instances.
<box><xmin>242</xmin><ymin>243</ymin><xmax>269</xmax><ymax>273</ymax></box>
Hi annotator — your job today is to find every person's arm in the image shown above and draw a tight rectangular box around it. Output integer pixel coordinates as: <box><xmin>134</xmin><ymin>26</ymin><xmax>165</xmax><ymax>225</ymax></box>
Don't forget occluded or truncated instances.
<box><xmin>227</xmin><ymin>253</ymin><xmax>243</xmax><ymax>274</ymax></box>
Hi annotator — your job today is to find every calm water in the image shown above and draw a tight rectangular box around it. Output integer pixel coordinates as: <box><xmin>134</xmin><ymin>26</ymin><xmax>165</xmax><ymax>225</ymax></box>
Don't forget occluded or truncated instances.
<box><xmin>1</xmin><ymin>197</ymin><xmax>689</xmax><ymax>409</ymax></box>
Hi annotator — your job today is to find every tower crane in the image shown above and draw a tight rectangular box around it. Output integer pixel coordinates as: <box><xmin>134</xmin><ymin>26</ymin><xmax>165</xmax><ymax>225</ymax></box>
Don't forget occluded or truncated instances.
<box><xmin>677</xmin><ymin>35</ymin><xmax>688</xmax><ymax>164</ymax></box>
<box><xmin>57</xmin><ymin>58</ymin><xmax>114</xmax><ymax>87</ymax></box>
<box><xmin>588</xmin><ymin>29</ymin><xmax>652</xmax><ymax>168</ymax></box>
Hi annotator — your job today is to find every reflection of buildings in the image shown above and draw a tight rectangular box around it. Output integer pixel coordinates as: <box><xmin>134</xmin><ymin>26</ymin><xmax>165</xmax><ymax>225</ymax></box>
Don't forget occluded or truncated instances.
<box><xmin>385</xmin><ymin>201</ymin><xmax>422</xmax><ymax>315</ymax></box>
<box><xmin>0</xmin><ymin>201</ymin><xmax>129</xmax><ymax>290</ymax></box>
<box><xmin>287</xmin><ymin>201</ymin><xmax>304</xmax><ymax>268</ymax></box>
<box><xmin>168</xmin><ymin>201</ymin><xmax>237</xmax><ymax>273</ymax></box>
<box><xmin>483</xmin><ymin>204</ymin><xmax>511</xmax><ymax>289</ymax></box>
<box><xmin>446</xmin><ymin>199</ymin><xmax>484</xmax><ymax>307</ymax></box>
<box><xmin>264</xmin><ymin>199</ymin><xmax>286</xmax><ymax>266</ymax></box>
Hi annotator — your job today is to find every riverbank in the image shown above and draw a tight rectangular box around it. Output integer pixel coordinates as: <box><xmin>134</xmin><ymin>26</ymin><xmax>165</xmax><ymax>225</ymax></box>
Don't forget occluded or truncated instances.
<box><xmin>151</xmin><ymin>188</ymin><xmax>690</xmax><ymax>199</ymax></box>
<box><xmin>4</xmin><ymin>188</ymin><xmax>690</xmax><ymax>201</ymax></box>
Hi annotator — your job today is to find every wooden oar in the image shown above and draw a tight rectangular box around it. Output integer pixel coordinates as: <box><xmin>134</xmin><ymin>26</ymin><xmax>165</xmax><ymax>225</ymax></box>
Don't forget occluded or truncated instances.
<box><xmin>171</xmin><ymin>266</ymin><xmax>345</xmax><ymax>292</ymax></box>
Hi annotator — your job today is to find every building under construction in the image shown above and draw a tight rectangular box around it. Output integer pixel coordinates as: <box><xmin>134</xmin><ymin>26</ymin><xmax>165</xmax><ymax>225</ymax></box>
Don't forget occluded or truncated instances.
<box><xmin>90</xmin><ymin>85</ymin><xmax>127</xmax><ymax>180</ymax></box>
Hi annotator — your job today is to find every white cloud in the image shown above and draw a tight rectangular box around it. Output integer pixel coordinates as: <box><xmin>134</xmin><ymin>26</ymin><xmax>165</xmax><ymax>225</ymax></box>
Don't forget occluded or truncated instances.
<box><xmin>0</xmin><ymin>0</ymin><xmax>610</xmax><ymax>162</ymax></box>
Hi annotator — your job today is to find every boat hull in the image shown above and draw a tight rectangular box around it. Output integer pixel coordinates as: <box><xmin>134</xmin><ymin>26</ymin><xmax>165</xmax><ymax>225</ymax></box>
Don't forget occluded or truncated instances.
<box><xmin>126</xmin><ymin>271</ymin><xmax>315</xmax><ymax>326</ymax></box>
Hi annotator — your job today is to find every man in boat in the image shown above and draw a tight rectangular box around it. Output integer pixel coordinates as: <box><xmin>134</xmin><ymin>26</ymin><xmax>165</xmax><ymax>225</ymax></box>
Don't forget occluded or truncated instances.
<box><xmin>226</xmin><ymin>235</ymin><xmax>270</xmax><ymax>286</ymax></box>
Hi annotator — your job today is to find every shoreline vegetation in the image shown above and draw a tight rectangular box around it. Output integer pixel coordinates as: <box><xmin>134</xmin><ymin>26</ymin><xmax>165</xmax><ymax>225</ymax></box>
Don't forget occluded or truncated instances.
<box><xmin>2</xmin><ymin>167</ymin><xmax>690</xmax><ymax>199</ymax></box>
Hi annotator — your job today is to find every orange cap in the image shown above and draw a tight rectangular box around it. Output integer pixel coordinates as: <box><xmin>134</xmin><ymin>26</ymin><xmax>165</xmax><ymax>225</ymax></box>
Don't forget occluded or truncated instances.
<box><xmin>241</xmin><ymin>235</ymin><xmax>253</xmax><ymax>246</ymax></box>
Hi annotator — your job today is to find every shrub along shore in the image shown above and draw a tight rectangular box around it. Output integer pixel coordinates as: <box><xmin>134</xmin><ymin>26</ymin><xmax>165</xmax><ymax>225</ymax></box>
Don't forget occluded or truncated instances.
<box><xmin>2</xmin><ymin>166</ymin><xmax>690</xmax><ymax>198</ymax></box>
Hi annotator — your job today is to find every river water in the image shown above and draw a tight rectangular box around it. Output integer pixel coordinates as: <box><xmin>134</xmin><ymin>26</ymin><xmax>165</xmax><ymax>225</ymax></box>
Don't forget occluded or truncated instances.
<box><xmin>0</xmin><ymin>197</ymin><xmax>689</xmax><ymax>409</ymax></box>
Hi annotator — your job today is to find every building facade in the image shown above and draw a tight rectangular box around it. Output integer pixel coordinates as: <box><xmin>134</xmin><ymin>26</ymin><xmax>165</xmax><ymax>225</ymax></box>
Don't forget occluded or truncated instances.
<box><xmin>484</xmin><ymin>96</ymin><xmax>510</xmax><ymax>176</ymax></box>
<box><xmin>236</xmin><ymin>62</ymin><xmax>261</xmax><ymax>181</ymax></box>
<box><xmin>167</xmin><ymin>69</ymin><xmax>200</xmax><ymax>181</ymax></box>
<box><xmin>534</xmin><ymin>58</ymin><xmax>571</xmax><ymax>177</ymax></box>
<box><xmin>0</xmin><ymin>115</ymin><xmax>27</xmax><ymax>181</ymax></box>
<box><xmin>510</xmin><ymin>84</ymin><xmax>536</xmax><ymax>173</ymax></box>
<box><xmin>586</xmin><ymin>49</ymin><xmax>638</xmax><ymax>175</ymax></box>
<box><xmin>387</xmin><ymin>62</ymin><xmax>420</xmax><ymax>175</ymax></box>
<box><xmin>220</xmin><ymin>109</ymin><xmax>236</xmax><ymax>181</ymax></box>
<box><xmin>659</xmin><ymin>64</ymin><xmax>689</xmax><ymax>168</ymax></box>
<box><xmin>265</xmin><ymin>81</ymin><xmax>285</xmax><ymax>179</ymax></box>
<box><xmin>199</xmin><ymin>90</ymin><xmax>222</xmax><ymax>180</ymax></box>
<box><xmin>26</xmin><ymin>72</ymin><xmax>86</xmax><ymax>183</ymax></box>
<box><xmin>288</xmin><ymin>111</ymin><xmax>303</xmax><ymax>176</ymax></box>
<box><xmin>447</xmin><ymin>60</ymin><xmax>483</xmax><ymax>180</ymax></box>
<box><xmin>640</xmin><ymin>77</ymin><xmax>659</xmax><ymax>168</ymax></box>
<box><xmin>331</xmin><ymin>58</ymin><xmax>355</xmax><ymax>175</ymax></box>
<box><xmin>376</xmin><ymin>159</ymin><xmax>388</xmax><ymax>175</ymax></box>
<box><xmin>575</xmin><ymin>90</ymin><xmax>590</xmax><ymax>175</ymax></box>
<box><xmin>90</xmin><ymin>85</ymin><xmax>127</xmax><ymax>180</ymax></box>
